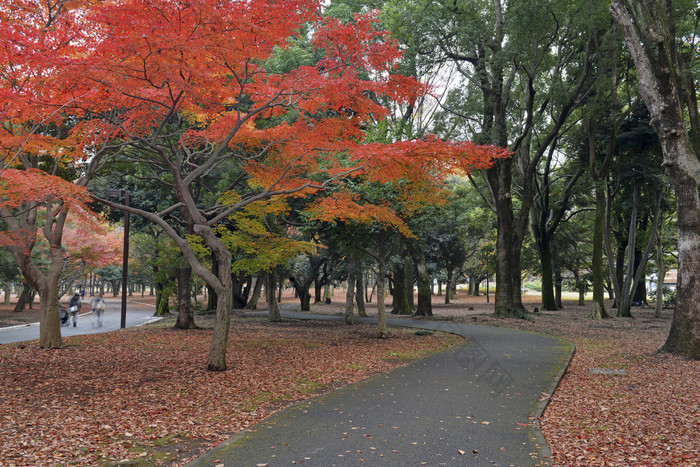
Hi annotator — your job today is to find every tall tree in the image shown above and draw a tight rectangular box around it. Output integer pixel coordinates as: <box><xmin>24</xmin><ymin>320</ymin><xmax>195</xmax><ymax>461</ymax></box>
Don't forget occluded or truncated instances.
<box><xmin>389</xmin><ymin>0</ymin><xmax>599</xmax><ymax>316</ymax></box>
<box><xmin>0</xmin><ymin>0</ymin><xmax>123</xmax><ymax>348</ymax></box>
<box><xmin>611</xmin><ymin>0</ymin><xmax>700</xmax><ymax>358</ymax></box>
<box><xmin>529</xmin><ymin>154</ymin><xmax>584</xmax><ymax>310</ymax></box>
<box><xmin>83</xmin><ymin>1</ymin><xmax>496</xmax><ymax>370</ymax></box>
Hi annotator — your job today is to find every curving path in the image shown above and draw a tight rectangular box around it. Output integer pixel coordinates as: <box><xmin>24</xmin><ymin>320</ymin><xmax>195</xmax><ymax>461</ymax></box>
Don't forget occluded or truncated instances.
<box><xmin>189</xmin><ymin>311</ymin><xmax>573</xmax><ymax>466</ymax></box>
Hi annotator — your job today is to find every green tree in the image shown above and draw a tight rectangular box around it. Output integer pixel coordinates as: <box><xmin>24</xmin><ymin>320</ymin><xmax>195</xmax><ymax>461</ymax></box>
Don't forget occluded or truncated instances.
<box><xmin>611</xmin><ymin>0</ymin><xmax>700</xmax><ymax>358</ymax></box>
<box><xmin>0</xmin><ymin>249</ymin><xmax>20</xmax><ymax>306</ymax></box>
<box><xmin>387</xmin><ymin>0</ymin><xmax>602</xmax><ymax>316</ymax></box>
<box><xmin>604</xmin><ymin>108</ymin><xmax>666</xmax><ymax>317</ymax></box>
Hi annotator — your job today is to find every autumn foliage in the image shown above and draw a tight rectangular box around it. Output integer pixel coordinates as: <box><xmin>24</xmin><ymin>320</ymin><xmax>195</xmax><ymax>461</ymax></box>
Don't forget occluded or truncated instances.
<box><xmin>1</xmin><ymin>0</ymin><xmax>507</xmax><ymax>363</ymax></box>
<box><xmin>2</xmin><ymin>0</ymin><xmax>506</xmax><ymax>189</ymax></box>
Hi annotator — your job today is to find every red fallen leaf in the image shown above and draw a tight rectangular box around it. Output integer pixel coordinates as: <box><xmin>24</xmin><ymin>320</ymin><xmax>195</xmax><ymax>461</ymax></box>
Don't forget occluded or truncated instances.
<box><xmin>517</xmin><ymin>423</ymin><xmax>529</xmax><ymax>427</ymax></box>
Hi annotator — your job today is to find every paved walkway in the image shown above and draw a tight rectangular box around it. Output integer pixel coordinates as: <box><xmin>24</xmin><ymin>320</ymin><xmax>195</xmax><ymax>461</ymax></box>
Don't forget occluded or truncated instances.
<box><xmin>189</xmin><ymin>312</ymin><xmax>573</xmax><ymax>466</ymax></box>
<box><xmin>0</xmin><ymin>299</ymin><xmax>159</xmax><ymax>345</ymax></box>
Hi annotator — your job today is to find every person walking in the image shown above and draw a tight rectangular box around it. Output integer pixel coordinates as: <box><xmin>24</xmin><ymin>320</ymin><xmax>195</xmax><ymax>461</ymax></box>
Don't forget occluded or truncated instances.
<box><xmin>91</xmin><ymin>293</ymin><xmax>106</xmax><ymax>327</ymax></box>
<box><xmin>68</xmin><ymin>292</ymin><xmax>81</xmax><ymax>327</ymax></box>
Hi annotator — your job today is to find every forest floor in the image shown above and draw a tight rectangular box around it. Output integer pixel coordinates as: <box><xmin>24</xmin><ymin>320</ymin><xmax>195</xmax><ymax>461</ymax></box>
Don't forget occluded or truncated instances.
<box><xmin>0</xmin><ymin>294</ymin><xmax>458</xmax><ymax>466</ymax></box>
<box><xmin>1</xmin><ymin>290</ymin><xmax>699</xmax><ymax>466</ymax></box>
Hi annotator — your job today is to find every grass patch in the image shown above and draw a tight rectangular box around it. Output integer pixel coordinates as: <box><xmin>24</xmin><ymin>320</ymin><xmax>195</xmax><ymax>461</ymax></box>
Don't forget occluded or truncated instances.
<box><xmin>153</xmin><ymin>433</ymin><xmax>180</xmax><ymax>447</ymax></box>
<box><xmin>345</xmin><ymin>363</ymin><xmax>367</xmax><ymax>370</ymax></box>
<box><xmin>294</xmin><ymin>378</ymin><xmax>324</xmax><ymax>394</ymax></box>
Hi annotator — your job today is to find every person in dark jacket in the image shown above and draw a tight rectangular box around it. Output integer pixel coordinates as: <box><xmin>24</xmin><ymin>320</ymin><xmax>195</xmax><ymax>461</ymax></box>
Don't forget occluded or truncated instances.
<box><xmin>68</xmin><ymin>292</ymin><xmax>81</xmax><ymax>327</ymax></box>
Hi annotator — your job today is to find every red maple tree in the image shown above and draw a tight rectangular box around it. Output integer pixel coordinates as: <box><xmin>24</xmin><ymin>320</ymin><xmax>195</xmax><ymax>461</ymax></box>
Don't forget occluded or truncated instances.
<box><xmin>0</xmin><ymin>0</ymin><xmax>122</xmax><ymax>348</ymax></box>
<box><xmin>1</xmin><ymin>0</ymin><xmax>506</xmax><ymax>368</ymax></box>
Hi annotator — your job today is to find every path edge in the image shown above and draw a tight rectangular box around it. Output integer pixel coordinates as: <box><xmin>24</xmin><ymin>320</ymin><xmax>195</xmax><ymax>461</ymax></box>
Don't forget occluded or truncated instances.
<box><xmin>529</xmin><ymin>335</ymin><xmax>575</xmax><ymax>466</ymax></box>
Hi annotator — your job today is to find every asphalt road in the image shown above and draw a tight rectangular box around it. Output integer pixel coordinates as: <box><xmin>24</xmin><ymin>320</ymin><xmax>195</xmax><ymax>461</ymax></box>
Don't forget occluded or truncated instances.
<box><xmin>189</xmin><ymin>312</ymin><xmax>574</xmax><ymax>467</ymax></box>
<box><xmin>0</xmin><ymin>298</ymin><xmax>161</xmax><ymax>345</ymax></box>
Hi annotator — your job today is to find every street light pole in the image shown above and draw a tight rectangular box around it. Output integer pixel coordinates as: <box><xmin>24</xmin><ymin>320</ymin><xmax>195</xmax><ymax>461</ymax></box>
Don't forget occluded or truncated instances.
<box><xmin>107</xmin><ymin>189</ymin><xmax>130</xmax><ymax>329</ymax></box>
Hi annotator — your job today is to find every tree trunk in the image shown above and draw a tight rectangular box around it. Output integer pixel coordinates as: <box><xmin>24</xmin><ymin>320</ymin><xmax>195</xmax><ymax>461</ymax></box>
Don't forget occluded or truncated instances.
<box><xmin>344</xmin><ymin>255</ymin><xmax>356</xmax><ymax>324</ymax></box>
<box><xmin>655</xmin><ymin>225</ymin><xmax>665</xmax><ymax>318</ymax></box>
<box><xmin>267</xmin><ymin>271</ymin><xmax>281</xmax><ymax>322</ymax></box>
<box><xmin>13</xmin><ymin>283</ymin><xmax>33</xmax><ymax>313</ymax></box>
<box><xmin>632</xmin><ymin>243</ymin><xmax>649</xmax><ymax>305</ymax></box>
<box><xmin>175</xmin><ymin>266</ymin><xmax>197</xmax><ymax>329</ymax></box>
<box><xmin>206</xmin><ymin>248</ymin><xmax>233</xmax><ymax>371</ymax></box>
<box><xmin>3</xmin><ymin>284</ymin><xmax>11</xmax><ymax>305</ymax></box>
<box><xmin>538</xmin><ymin>235</ymin><xmax>557</xmax><ymax>311</ymax></box>
<box><xmin>314</xmin><ymin>265</ymin><xmax>329</xmax><ymax>304</ymax></box>
<box><xmin>206</xmin><ymin>253</ymin><xmax>218</xmax><ymax>311</ymax></box>
<box><xmin>314</xmin><ymin>279</ymin><xmax>322</xmax><ymax>303</ymax></box>
<box><xmin>35</xmin><ymin>263</ymin><xmax>64</xmax><ymax>349</ymax></box>
<box><xmin>553</xmin><ymin>247</ymin><xmax>563</xmax><ymax>309</ymax></box>
<box><xmin>488</xmin><ymin>159</ymin><xmax>525</xmax><ymax>316</ymax></box>
<box><xmin>413</xmin><ymin>247</ymin><xmax>433</xmax><ymax>317</ymax></box>
<box><xmin>6</xmin><ymin>247</ymin><xmax>64</xmax><ymax>348</ymax></box>
<box><xmin>110</xmin><ymin>279</ymin><xmax>120</xmax><ymax>297</ymax></box>
<box><xmin>632</xmin><ymin>264</ymin><xmax>647</xmax><ymax>304</ymax></box>
<box><xmin>231</xmin><ymin>272</ymin><xmax>249</xmax><ymax>309</ymax></box>
<box><xmin>39</xmin><ymin>291</ymin><xmax>63</xmax><ymax>349</ymax></box>
<box><xmin>391</xmin><ymin>256</ymin><xmax>413</xmax><ymax>315</ymax></box>
<box><xmin>324</xmin><ymin>284</ymin><xmax>332</xmax><ymax>304</ymax></box>
<box><xmin>406</xmin><ymin>256</ymin><xmax>415</xmax><ymax>312</ymax></box>
<box><xmin>245</xmin><ymin>274</ymin><xmax>263</xmax><ymax>310</ymax></box>
<box><xmin>589</xmin><ymin>185</ymin><xmax>611</xmax><ymax>319</ymax></box>
<box><xmin>613</xmin><ymin>234</ymin><xmax>626</xmax><ymax>310</ymax></box>
<box><xmin>356</xmin><ymin>274</ymin><xmax>366</xmax><ymax>317</ymax></box>
<box><xmin>289</xmin><ymin>257</ymin><xmax>323</xmax><ymax>312</ymax></box>
<box><xmin>376</xmin><ymin>262</ymin><xmax>387</xmax><ymax>338</ymax></box>
<box><xmin>298</xmin><ymin>289</ymin><xmax>311</xmax><ymax>311</ymax></box>
<box><xmin>612</xmin><ymin>0</ymin><xmax>700</xmax><ymax>358</ymax></box>
<box><xmin>486</xmin><ymin>276</ymin><xmax>490</xmax><ymax>303</ymax></box>
<box><xmin>444</xmin><ymin>269</ymin><xmax>453</xmax><ymax>304</ymax></box>
<box><xmin>610</xmin><ymin>181</ymin><xmax>659</xmax><ymax>318</ymax></box>
<box><xmin>154</xmin><ymin>281</ymin><xmax>170</xmax><ymax>316</ymax></box>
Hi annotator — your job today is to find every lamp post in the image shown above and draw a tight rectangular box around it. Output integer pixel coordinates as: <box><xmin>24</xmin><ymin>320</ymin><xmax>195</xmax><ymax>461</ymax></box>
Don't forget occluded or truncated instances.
<box><xmin>106</xmin><ymin>189</ymin><xmax>130</xmax><ymax>329</ymax></box>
